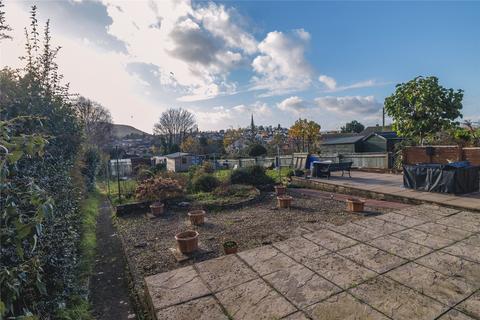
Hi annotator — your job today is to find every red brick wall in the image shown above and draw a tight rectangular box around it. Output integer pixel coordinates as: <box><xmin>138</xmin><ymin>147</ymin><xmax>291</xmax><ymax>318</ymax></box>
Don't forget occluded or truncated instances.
<box><xmin>404</xmin><ymin>146</ymin><xmax>480</xmax><ymax>166</ymax></box>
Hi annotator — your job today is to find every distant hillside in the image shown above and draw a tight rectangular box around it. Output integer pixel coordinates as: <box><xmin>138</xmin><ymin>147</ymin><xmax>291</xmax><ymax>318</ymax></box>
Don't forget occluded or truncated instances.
<box><xmin>112</xmin><ymin>124</ymin><xmax>150</xmax><ymax>138</ymax></box>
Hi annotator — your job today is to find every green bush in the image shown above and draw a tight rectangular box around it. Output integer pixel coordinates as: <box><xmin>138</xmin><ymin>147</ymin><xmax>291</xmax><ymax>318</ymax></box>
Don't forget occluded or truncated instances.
<box><xmin>83</xmin><ymin>148</ymin><xmax>100</xmax><ymax>192</ymax></box>
<box><xmin>248</xmin><ymin>144</ymin><xmax>267</xmax><ymax>157</ymax></box>
<box><xmin>193</xmin><ymin>174</ymin><xmax>220</xmax><ymax>192</ymax></box>
<box><xmin>230</xmin><ymin>165</ymin><xmax>274</xmax><ymax>186</ymax></box>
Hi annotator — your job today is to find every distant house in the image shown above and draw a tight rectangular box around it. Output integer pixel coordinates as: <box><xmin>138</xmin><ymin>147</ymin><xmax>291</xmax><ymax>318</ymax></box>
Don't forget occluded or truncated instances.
<box><xmin>165</xmin><ymin>152</ymin><xmax>195</xmax><ymax>172</ymax></box>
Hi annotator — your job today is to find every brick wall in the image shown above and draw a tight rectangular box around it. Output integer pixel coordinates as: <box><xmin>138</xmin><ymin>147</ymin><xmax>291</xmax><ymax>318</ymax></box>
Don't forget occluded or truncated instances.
<box><xmin>404</xmin><ymin>146</ymin><xmax>480</xmax><ymax>166</ymax></box>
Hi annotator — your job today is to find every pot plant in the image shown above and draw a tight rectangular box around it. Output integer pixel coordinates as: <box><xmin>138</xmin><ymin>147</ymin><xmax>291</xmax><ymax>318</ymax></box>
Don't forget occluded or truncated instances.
<box><xmin>274</xmin><ymin>184</ymin><xmax>287</xmax><ymax>196</ymax></box>
<box><xmin>188</xmin><ymin>209</ymin><xmax>206</xmax><ymax>225</ymax></box>
<box><xmin>135</xmin><ymin>177</ymin><xmax>184</xmax><ymax>216</ymax></box>
<box><xmin>346</xmin><ymin>198</ymin><xmax>365</xmax><ymax>212</ymax></box>
<box><xmin>223</xmin><ymin>240</ymin><xmax>238</xmax><ymax>255</ymax></box>
<box><xmin>277</xmin><ymin>195</ymin><xmax>293</xmax><ymax>209</ymax></box>
<box><xmin>175</xmin><ymin>230</ymin><xmax>199</xmax><ymax>254</ymax></box>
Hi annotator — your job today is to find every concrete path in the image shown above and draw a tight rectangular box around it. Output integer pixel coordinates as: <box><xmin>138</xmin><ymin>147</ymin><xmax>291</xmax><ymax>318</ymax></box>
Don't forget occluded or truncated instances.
<box><xmin>293</xmin><ymin>171</ymin><xmax>480</xmax><ymax>212</ymax></box>
<box><xmin>144</xmin><ymin>204</ymin><xmax>480</xmax><ymax>320</ymax></box>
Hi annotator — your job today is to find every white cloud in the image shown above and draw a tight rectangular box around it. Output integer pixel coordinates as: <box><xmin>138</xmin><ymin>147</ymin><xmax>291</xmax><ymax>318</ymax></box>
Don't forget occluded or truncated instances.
<box><xmin>277</xmin><ymin>96</ymin><xmax>313</xmax><ymax>115</ymax></box>
<box><xmin>101</xmin><ymin>0</ymin><xmax>257</xmax><ymax>102</ymax></box>
<box><xmin>318</xmin><ymin>74</ymin><xmax>387</xmax><ymax>92</ymax></box>
<box><xmin>314</xmin><ymin>96</ymin><xmax>382</xmax><ymax>115</ymax></box>
<box><xmin>318</xmin><ymin>75</ymin><xmax>337</xmax><ymax>91</ymax></box>
<box><xmin>251</xmin><ymin>29</ymin><xmax>313</xmax><ymax>97</ymax></box>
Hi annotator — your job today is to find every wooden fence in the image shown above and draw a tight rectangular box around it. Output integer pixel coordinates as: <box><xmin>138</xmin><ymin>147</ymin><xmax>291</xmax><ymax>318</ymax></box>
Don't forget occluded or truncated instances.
<box><xmin>403</xmin><ymin>146</ymin><xmax>480</xmax><ymax>166</ymax></box>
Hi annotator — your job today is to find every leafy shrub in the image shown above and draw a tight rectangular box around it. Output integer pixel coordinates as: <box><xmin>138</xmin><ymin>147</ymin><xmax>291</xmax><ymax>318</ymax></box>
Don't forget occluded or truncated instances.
<box><xmin>135</xmin><ymin>177</ymin><xmax>184</xmax><ymax>201</ymax></box>
<box><xmin>83</xmin><ymin>147</ymin><xmax>100</xmax><ymax>192</ymax></box>
<box><xmin>201</xmin><ymin>161</ymin><xmax>215</xmax><ymax>173</ymax></box>
<box><xmin>248</xmin><ymin>144</ymin><xmax>267</xmax><ymax>157</ymax></box>
<box><xmin>230</xmin><ymin>165</ymin><xmax>274</xmax><ymax>186</ymax></box>
<box><xmin>192</xmin><ymin>174</ymin><xmax>219</xmax><ymax>192</ymax></box>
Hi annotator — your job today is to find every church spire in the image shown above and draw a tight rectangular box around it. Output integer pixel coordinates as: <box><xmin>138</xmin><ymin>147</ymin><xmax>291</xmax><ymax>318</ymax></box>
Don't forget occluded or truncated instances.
<box><xmin>250</xmin><ymin>113</ymin><xmax>255</xmax><ymax>131</ymax></box>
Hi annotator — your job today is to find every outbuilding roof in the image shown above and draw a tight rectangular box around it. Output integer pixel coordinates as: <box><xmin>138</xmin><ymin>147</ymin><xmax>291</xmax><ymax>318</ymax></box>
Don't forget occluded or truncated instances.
<box><xmin>321</xmin><ymin>135</ymin><xmax>364</xmax><ymax>145</ymax></box>
<box><xmin>164</xmin><ymin>152</ymin><xmax>191</xmax><ymax>158</ymax></box>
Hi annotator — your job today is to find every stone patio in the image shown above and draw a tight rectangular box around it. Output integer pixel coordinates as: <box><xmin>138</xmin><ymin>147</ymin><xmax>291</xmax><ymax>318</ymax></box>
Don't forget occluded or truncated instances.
<box><xmin>144</xmin><ymin>204</ymin><xmax>480</xmax><ymax>320</ymax></box>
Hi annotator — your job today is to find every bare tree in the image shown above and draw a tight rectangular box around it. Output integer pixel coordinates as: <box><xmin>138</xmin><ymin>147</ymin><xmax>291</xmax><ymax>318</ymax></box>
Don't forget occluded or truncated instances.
<box><xmin>75</xmin><ymin>96</ymin><xmax>113</xmax><ymax>148</ymax></box>
<box><xmin>153</xmin><ymin>108</ymin><xmax>197</xmax><ymax>149</ymax></box>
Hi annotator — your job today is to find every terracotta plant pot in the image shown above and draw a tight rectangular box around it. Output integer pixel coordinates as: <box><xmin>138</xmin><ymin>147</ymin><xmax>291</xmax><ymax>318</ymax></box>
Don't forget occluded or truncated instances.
<box><xmin>175</xmin><ymin>230</ymin><xmax>199</xmax><ymax>254</ymax></box>
<box><xmin>188</xmin><ymin>210</ymin><xmax>206</xmax><ymax>226</ymax></box>
<box><xmin>274</xmin><ymin>185</ymin><xmax>287</xmax><ymax>196</ymax></box>
<box><xmin>223</xmin><ymin>240</ymin><xmax>238</xmax><ymax>255</ymax></box>
<box><xmin>150</xmin><ymin>202</ymin><xmax>165</xmax><ymax>216</ymax></box>
<box><xmin>346</xmin><ymin>198</ymin><xmax>365</xmax><ymax>212</ymax></box>
<box><xmin>277</xmin><ymin>195</ymin><xmax>293</xmax><ymax>209</ymax></box>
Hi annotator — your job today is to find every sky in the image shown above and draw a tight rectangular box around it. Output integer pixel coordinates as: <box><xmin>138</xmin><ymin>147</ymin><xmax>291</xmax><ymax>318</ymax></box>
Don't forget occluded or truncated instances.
<box><xmin>1</xmin><ymin>0</ymin><xmax>479</xmax><ymax>133</ymax></box>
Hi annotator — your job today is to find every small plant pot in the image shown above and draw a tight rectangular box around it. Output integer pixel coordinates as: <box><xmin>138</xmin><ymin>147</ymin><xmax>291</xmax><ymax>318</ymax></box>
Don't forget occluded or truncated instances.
<box><xmin>223</xmin><ymin>240</ymin><xmax>238</xmax><ymax>255</ymax></box>
<box><xmin>175</xmin><ymin>230</ymin><xmax>199</xmax><ymax>254</ymax></box>
<box><xmin>188</xmin><ymin>210</ymin><xmax>206</xmax><ymax>226</ymax></box>
<box><xmin>150</xmin><ymin>202</ymin><xmax>165</xmax><ymax>216</ymax></box>
<box><xmin>274</xmin><ymin>185</ymin><xmax>287</xmax><ymax>196</ymax></box>
<box><xmin>277</xmin><ymin>195</ymin><xmax>293</xmax><ymax>209</ymax></box>
<box><xmin>346</xmin><ymin>198</ymin><xmax>365</xmax><ymax>212</ymax></box>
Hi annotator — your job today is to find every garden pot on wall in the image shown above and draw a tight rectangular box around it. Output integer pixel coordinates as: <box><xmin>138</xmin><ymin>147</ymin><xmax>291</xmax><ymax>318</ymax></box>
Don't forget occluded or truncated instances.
<box><xmin>274</xmin><ymin>185</ymin><xmax>286</xmax><ymax>196</ymax></box>
<box><xmin>277</xmin><ymin>195</ymin><xmax>293</xmax><ymax>209</ymax></box>
<box><xmin>346</xmin><ymin>198</ymin><xmax>365</xmax><ymax>212</ymax></box>
<box><xmin>175</xmin><ymin>230</ymin><xmax>199</xmax><ymax>254</ymax></box>
<box><xmin>150</xmin><ymin>202</ymin><xmax>165</xmax><ymax>216</ymax></box>
<box><xmin>223</xmin><ymin>240</ymin><xmax>238</xmax><ymax>255</ymax></box>
<box><xmin>188</xmin><ymin>210</ymin><xmax>206</xmax><ymax>226</ymax></box>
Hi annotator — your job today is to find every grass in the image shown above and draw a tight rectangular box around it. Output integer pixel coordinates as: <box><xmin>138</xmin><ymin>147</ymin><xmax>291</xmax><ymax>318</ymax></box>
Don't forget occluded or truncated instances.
<box><xmin>57</xmin><ymin>189</ymin><xmax>101</xmax><ymax>320</ymax></box>
<box><xmin>98</xmin><ymin>178</ymin><xmax>137</xmax><ymax>205</ymax></box>
<box><xmin>213</xmin><ymin>169</ymin><xmax>231</xmax><ymax>182</ymax></box>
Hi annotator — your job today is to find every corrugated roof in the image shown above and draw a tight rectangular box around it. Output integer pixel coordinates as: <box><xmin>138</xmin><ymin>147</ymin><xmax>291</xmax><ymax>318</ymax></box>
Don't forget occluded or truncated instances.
<box><xmin>322</xmin><ymin>135</ymin><xmax>365</xmax><ymax>145</ymax></box>
<box><xmin>164</xmin><ymin>152</ymin><xmax>191</xmax><ymax>158</ymax></box>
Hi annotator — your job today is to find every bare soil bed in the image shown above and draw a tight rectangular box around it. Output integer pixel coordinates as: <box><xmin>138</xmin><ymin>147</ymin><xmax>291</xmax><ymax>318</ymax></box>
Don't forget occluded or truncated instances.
<box><xmin>115</xmin><ymin>188</ymin><xmax>394</xmax><ymax>315</ymax></box>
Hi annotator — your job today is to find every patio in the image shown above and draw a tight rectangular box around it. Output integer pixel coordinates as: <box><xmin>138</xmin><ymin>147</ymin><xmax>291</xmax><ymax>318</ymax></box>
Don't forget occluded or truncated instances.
<box><xmin>293</xmin><ymin>171</ymin><xmax>480</xmax><ymax>212</ymax></box>
<box><xmin>144</xmin><ymin>204</ymin><xmax>480</xmax><ymax>319</ymax></box>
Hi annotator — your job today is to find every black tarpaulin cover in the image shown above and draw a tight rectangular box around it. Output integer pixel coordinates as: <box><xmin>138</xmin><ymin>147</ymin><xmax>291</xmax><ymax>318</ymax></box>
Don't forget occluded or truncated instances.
<box><xmin>403</xmin><ymin>163</ymin><xmax>480</xmax><ymax>194</ymax></box>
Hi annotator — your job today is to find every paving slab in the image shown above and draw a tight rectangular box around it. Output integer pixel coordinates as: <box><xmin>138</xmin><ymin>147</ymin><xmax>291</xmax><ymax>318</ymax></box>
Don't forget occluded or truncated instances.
<box><xmin>437</xmin><ymin>213</ymin><xmax>480</xmax><ymax>233</ymax></box>
<box><xmin>349</xmin><ymin>276</ymin><xmax>448</xmax><ymax>320</ymax></box>
<box><xmin>303</xmin><ymin>252</ymin><xmax>377</xmax><ymax>289</ymax></box>
<box><xmin>413</xmin><ymin>222</ymin><xmax>473</xmax><ymax>241</ymax></box>
<box><xmin>144</xmin><ymin>266</ymin><xmax>210</xmax><ymax>312</ymax></box>
<box><xmin>215</xmin><ymin>278</ymin><xmax>296</xmax><ymax>320</ymax></box>
<box><xmin>375</xmin><ymin>212</ymin><xmax>426</xmax><ymax>227</ymax></box>
<box><xmin>237</xmin><ymin>245</ymin><xmax>299</xmax><ymax>276</ymax></box>
<box><xmin>281</xmin><ymin>311</ymin><xmax>310</xmax><ymax>320</ymax></box>
<box><xmin>456</xmin><ymin>291</ymin><xmax>480</xmax><ymax>319</ymax></box>
<box><xmin>337</xmin><ymin>243</ymin><xmax>407</xmax><ymax>273</ymax></box>
<box><xmin>437</xmin><ymin>309</ymin><xmax>476</xmax><ymax>320</ymax></box>
<box><xmin>273</xmin><ymin>236</ymin><xmax>330</xmax><ymax>263</ymax></box>
<box><xmin>391</xmin><ymin>228</ymin><xmax>455</xmax><ymax>249</ymax></box>
<box><xmin>415</xmin><ymin>251</ymin><xmax>480</xmax><ymax>287</ymax></box>
<box><xmin>385</xmin><ymin>262</ymin><xmax>476</xmax><ymax>306</ymax></box>
<box><xmin>305</xmin><ymin>292</ymin><xmax>389</xmax><ymax>320</ymax></box>
<box><xmin>263</xmin><ymin>264</ymin><xmax>341</xmax><ymax>308</ymax></box>
<box><xmin>442</xmin><ymin>198</ymin><xmax>480</xmax><ymax>211</ymax></box>
<box><xmin>393</xmin><ymin>206</ymin><xmax>454</xmax><ymax>221</ymax></box>
<box><xmin>196</xmin><ymin>254</ymin><xmax>257</xmax><ymax>292</ymax></box>
<box><xmin>303</xmin><ymin>229</ymin><xmax>358</xmax><ymax>251</ymax></box>
<box><xmin>463</xmin><ymin>234</ymin><xmax>480</xmax><ymax>247</ymax></box>
<box><xmin>441</xmin><ymin>241</ymin><xmax>480</xmax><ymax>264</ymax></box>
<box><xmin>367</xmin><ymin>235</ymin><xmax>433</xmax><ymax>260</ymax></box>
<box><xmin>353</xmin><ymin>217</ymin><xmax>407</xmax><ymax>235</ymax></box>
<box><xmin>328</xmin><ymin>222</ymin><xmax>383</xmax><ymax>242</ymax></box>
<box><xmin>155</xmin><ymin>296</ymin><xmax>228</xmax><ymax>320</ymax></box>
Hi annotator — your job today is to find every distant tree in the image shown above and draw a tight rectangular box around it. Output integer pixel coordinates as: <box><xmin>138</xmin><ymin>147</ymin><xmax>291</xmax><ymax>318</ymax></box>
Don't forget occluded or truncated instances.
<box><xmin>341</xmin><ymin>120</ymin><xmax>365</xmax><ymax>133</ymax></box>
<box><xmin>75</xmin><ymin>96</ymin><xmax>113</xmax><ymax>148</ymax></box>
<box><xmin>288</xmin><ymin>119</ymin><xmax>321</xmax><ymax>152</ymax></box>
<box><xmin>223</xmin><ymin>128</ymin><xmax>243</xmax><ymax>150</ymax></box>
<box><xmin>384</xmin><ymin>76</ymin><xmax>463</xmax><ymax>145</ymax></box>
<box><xmin>181</xmin><ymin>136</ymin><xmax>200</xmax><ymax>154</ymax></box>
<box><xmin>153</xmin><ymin>108</ymin><xmax>197</xmax><ymax>149</ymax></box>
<box><xmin>248</xmin><ymin>144</ymin><xmax>267</xmax><ymax>157</ymax></box>
<box><xmin>0</xmin><ymin>0</ymin><xmax>12</xmax><ymax>40</ymax></box>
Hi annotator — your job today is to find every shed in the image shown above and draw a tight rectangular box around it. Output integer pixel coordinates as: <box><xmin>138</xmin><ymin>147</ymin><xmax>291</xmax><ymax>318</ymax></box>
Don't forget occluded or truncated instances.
<box><xmin>165</xmin><ymin>152</ymin><xmax>195</xmax><ymax>172</ymax></box>
<box><xmin>319</xmin><ymin>136</ymin><xmax>364</xmax><ymax>154</ymax></box>
<box><xmin>362</xmin><ymin>132</ymin><xmax>402</xmax><ymax>153</ymax></box>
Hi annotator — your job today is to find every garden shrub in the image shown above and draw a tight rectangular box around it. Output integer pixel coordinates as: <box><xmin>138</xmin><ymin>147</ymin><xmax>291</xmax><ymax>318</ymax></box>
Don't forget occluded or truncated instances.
<box><xmin>230</xmin><ymin>165</ymin><xmax>274</xmax><ymax>186</ymax></box>
<box><xmin>192</xmin><ymin>174</ymin><xmax>219</xmax><ymax>192</ymax></box>
<box><xmin>248</xmin><ymin>144</ymin><xmax>267</xmax><ymax>157</ymax></box>
<box><xmin>201</xmin><ymin>161</ymin><xmax>215</xmax><ymax>174</ymax></box>
<box><xmin>83</xmin><ymin>147</ymin><xmax>100</xmax><ymax>192</ymax></box>
<box><xmin>135</xmin><ymin>177</ymin><xmax>184</xmax><ymax>201</ymax></box>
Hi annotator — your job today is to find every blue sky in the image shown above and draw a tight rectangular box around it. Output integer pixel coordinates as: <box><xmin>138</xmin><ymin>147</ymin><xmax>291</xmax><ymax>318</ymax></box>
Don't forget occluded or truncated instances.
<box><xmin>1</xmin><ymin>0</ymin><xmax>479</xmax><ymax>132</ymax></box>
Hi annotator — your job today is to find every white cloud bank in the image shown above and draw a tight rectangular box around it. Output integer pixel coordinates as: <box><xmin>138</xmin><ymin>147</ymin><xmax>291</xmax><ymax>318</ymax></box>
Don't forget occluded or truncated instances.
<box><xmin>318</xmin><ymin>74</ymin><xmax>387</xmax><ymax>92</ymax></box>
